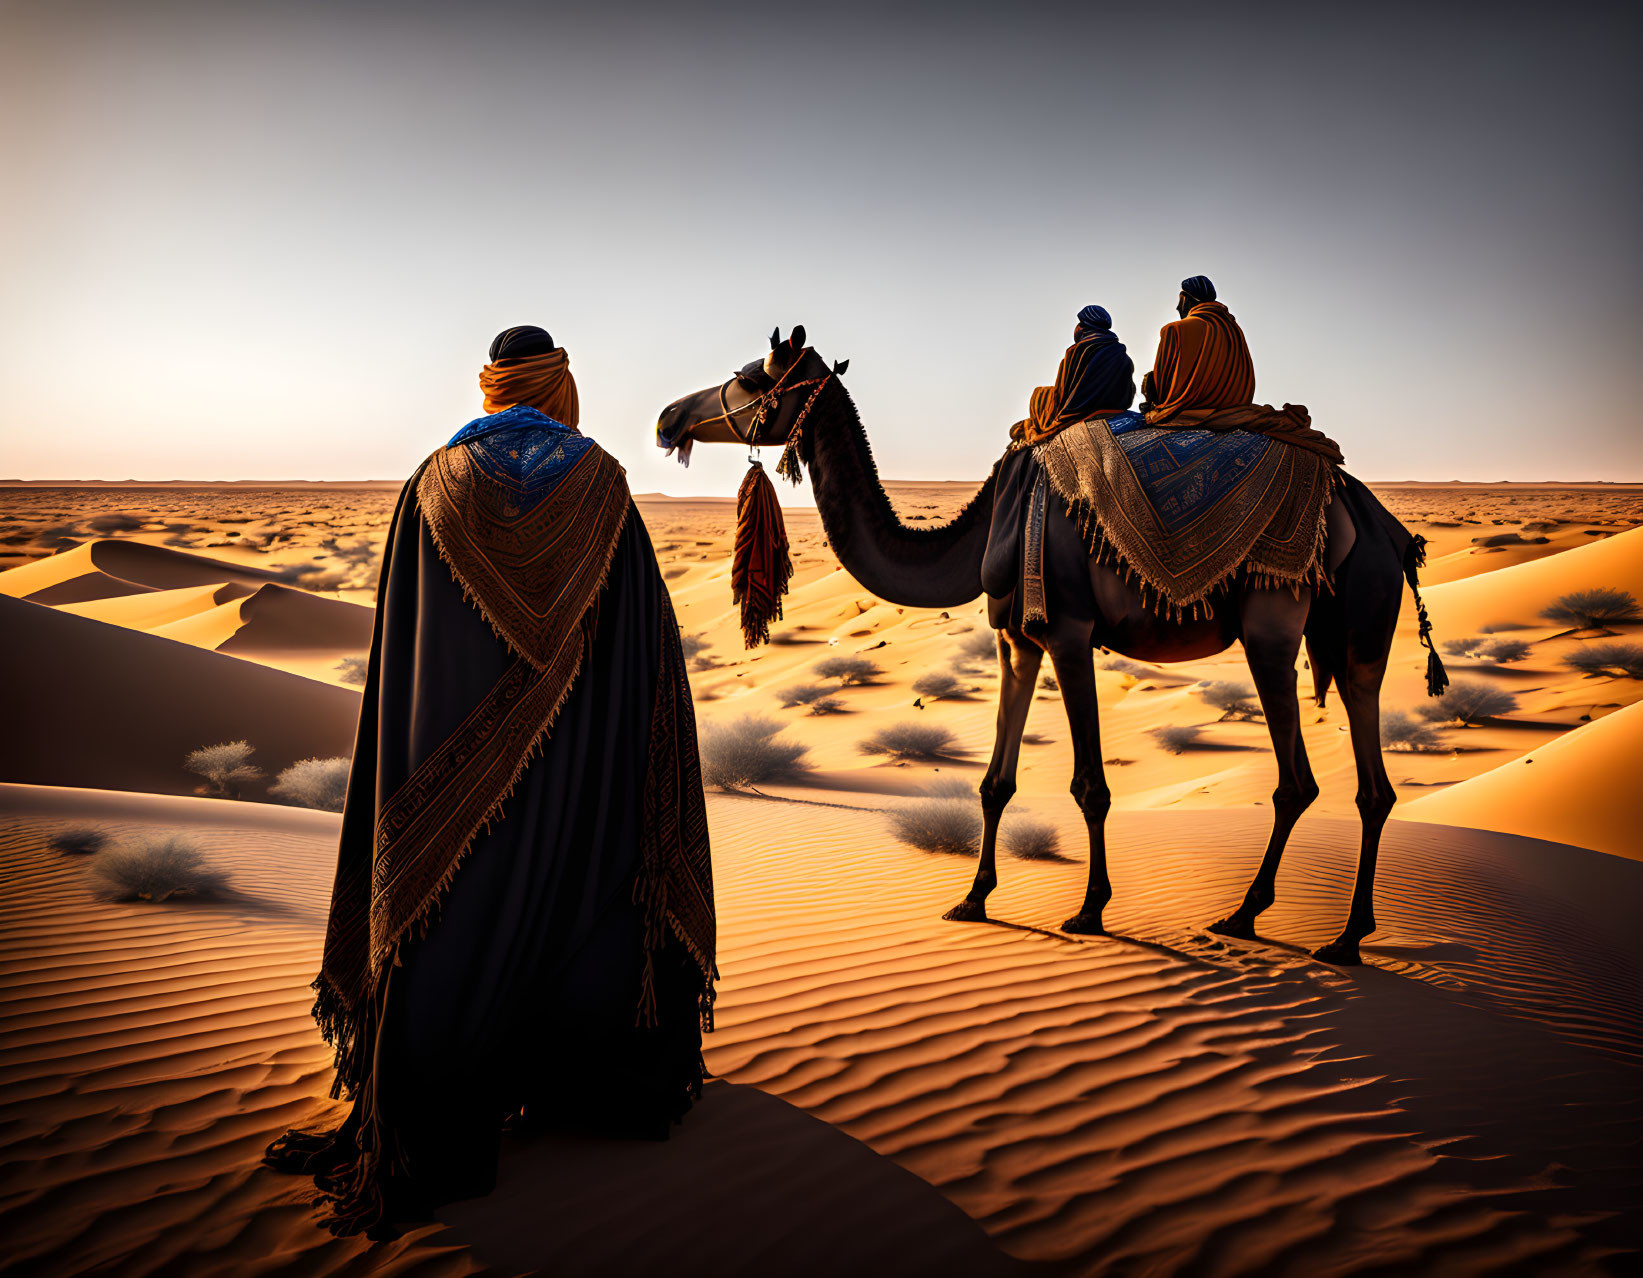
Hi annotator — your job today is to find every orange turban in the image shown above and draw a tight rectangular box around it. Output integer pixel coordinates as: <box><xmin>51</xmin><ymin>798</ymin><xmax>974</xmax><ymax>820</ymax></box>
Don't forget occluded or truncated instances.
<box><xmin>478</xmin><ymin>347</ymin><xmax>580</xmax><ymax>426</ymax></box>
<box><xmin>1143</xmin><ymin>301</ymin><xmax>1255</xmax><ymax>427</ymax></box>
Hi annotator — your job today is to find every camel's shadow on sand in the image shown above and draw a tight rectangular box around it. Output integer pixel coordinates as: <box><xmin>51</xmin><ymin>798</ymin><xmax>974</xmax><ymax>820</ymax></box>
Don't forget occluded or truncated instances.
<box><xmin>435</xmin><ymin>1081</ymin><xmax>1022</xmax><ymax>1277</ymax></box>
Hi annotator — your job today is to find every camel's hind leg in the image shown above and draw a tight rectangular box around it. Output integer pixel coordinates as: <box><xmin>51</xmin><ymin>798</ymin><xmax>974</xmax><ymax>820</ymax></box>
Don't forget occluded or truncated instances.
<box><xmin>944</xmin><ymin>627</ymin><xmax>1042</xmax><ymax>923</ymax></box>
<box><xmin>1312</xmin><ymin>650</ymin><xmax>1393</xmax><ymax>965</ymax></box>
<box><xmin>1209</xmin><ymin>588</ymin><xmax>1317</xmax><ymax>940</ymax></box>
<box><xmin>1041</xmin><ymin>618</ymin><xmax>1110</xmax><ymax>934</ymax></box>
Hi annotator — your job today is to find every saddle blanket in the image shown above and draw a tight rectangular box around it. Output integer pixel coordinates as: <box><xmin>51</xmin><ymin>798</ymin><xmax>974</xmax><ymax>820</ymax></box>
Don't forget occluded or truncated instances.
<box><xmin>1027</xmin><ymin>411</ymin><xmax>1334</xmax><ymax>618</ymax></box>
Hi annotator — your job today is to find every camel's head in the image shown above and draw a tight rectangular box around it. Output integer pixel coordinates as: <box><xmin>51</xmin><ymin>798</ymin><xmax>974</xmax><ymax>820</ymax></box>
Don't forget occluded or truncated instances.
<box><xmin>656</xmin><ymin>325</ymin><xmax>848</xmax><ymax>467</ymax></box>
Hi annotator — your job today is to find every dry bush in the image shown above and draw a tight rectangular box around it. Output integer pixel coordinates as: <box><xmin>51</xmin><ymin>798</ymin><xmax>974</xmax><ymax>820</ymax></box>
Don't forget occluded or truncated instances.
<box><xmin>1151</xmin><ymin>725</ymin><xmax>1202</xmax><ymax>754</ymax></box>
<box><xmin>336</xmin><ymin>654</ymin><xmax>369</xmax><ymax>686</ymax></box>
<box><xmin>1540</xmin><ymin>588</ymin><xmax>1641</xmax><ymax>630</ymax></box>
<box><xmin>699</xmin><ymin>716</ymin><xmax>810</xmax><ymax>790</ymax></box>
<box><xmin>1479</xmin><ymin>637</ymin><xmax>1531</xmax><ymax>663</ymax></box>
<box><xmin>912</xmin><ymin>671</ymin><xmax>973</xmax><ymax>700</ymax></box>
<box><xmin>806</xmin><ymin>696</ymin><xmax>844</xmax><ymax>716</ymax></box>
<box><xmin>1381</xmin><ymin>710</ymin><xmax>1446</xmax><ymax>753</ymax></box>
<box><xmin>1443</xmin><ymin>636</ymin><xmax>1531</xmax><ymax>663</ymax></box>
<box><xmin>50</xmin><ymin>827</ymin><xmax>107</xmax><ymax>855</ymax></box>
<box><xmin>1001</xmin><ymin>816</ymin><xmax>1068</xmax><ymax>862</ymax></box>
<box><xmin>1564</xmin><ymin>642</ymin><xmax>1643</xmax><ymax>679</ymax></box>
<box><xmin>92</xmin><ymin>835</ymin><xmax>228</xmax><ymax>903</ymax></box>
<box><xmin>1417</xmin><ymin>679</ymin><xmax>1517</xmax><ymax>725</ymax></box>
<box><xmin>1039</xmin><ymin>673</ymin><xmax>1059</xmax><ymax>692</ymax></box>
<box><xmin>269</xmin><ymin>757</ymin><xmax>351</xmax><ymax>811</ymax></box>
<box><xmin>814</xmin><ymin>655</ymin><xmax>883</xmax><ymax>685</ymax></box>
<box><xmin>680</xmin><ymin>632</ymin><xmax>711</xmax><ymax>667</ymax></box>
<box><xmin>184</xmin><ymin>741</ymin><xmax>264</xmax><ymax>799</ymax></box>
<box><xmin>858</xmin><ymin>722</ymin><xmax>959</xmax><ymax>760</ymax></box>
<box><xmin>778</xmin><ymin>682</ymin><xmax>833</xmax><ymax>707</ymax></box>
<box><xmin>1199</xmin><ymin>681</ymin><xmax>1262</xmax><ymax>721</ymax></box>
<box><xmin>889</xmin><ymin>782</ymin><xmax>980</xmax><ymax>855</ymax></box>
<box><xmin>953</xmin><ymin>628</ymin><xmax>999</xmax><ymax>668</ymax></box>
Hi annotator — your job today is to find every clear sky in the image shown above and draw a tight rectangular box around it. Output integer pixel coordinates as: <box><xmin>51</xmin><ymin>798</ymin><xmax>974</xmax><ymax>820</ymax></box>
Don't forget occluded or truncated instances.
<box><xmin>2</xmin><ymin>1</ymin><xmax>1639</xmax><ymax>497</ymax></box>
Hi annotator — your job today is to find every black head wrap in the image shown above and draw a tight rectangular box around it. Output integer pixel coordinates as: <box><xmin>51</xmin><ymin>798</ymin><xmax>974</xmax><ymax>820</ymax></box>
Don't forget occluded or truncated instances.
<box><xmin>1180</xmin><ymin>276</ymin><xmax>1216</xmax><ymax>303</ymax></box>
<box><xmin>1075</xmin><ymin>304</ymin><xmax>1112</xmax><ymax>332</ymax></box>
<box><xmin>489</xmin><ymin>325</ymin><xmax>557</xmax><ymax>362</ymax></box>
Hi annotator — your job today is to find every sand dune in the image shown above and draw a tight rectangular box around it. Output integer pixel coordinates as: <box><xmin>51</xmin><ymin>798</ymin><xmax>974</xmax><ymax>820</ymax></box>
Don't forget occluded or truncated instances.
<box><xmin>1401</xmin><ymin>699</ymin><xmax>1643</xmax><ymax>859</ymax></box>
<box><xmin>1422</xmin><ymin>524</ymin><xmax>1643</xmax><ymax>635</ymax></box>
<box><xmin>0</xmin><ymin>596</ymin><xmax>358</xmax><ymax>798</ymax></box>
<box><xmin>0</xmin><ymin>784</ymin><xmax>1637</xmax><ymax>1274</ymax></box>
<box><xmin>152</xmin><ymin>583</ymin><xmax>376</xmax><ymax>655</ymax></box>
<box><xmin>59</xmin><ymin>580</ymin><xmax>257</xmax><ymax>629</ymax></box>
<box><xmin>0</xmin><ymin>538</ymin><xmax>286</xmax><ymax>606</ymax></box>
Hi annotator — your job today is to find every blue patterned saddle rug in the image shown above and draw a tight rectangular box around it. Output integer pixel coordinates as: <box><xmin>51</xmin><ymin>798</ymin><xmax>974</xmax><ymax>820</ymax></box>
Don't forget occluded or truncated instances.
<box><xmin>1030</xmin><ymin>411</ymin><xmax>1334</xmax><ymax>618</ymax></box>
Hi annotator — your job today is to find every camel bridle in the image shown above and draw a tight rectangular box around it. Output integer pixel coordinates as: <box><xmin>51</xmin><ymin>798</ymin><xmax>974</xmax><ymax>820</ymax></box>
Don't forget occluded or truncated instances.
<box><xmin>691</xmin><ymin>352</ymin><xmax>835</xmax><ymax>480</ymax></box>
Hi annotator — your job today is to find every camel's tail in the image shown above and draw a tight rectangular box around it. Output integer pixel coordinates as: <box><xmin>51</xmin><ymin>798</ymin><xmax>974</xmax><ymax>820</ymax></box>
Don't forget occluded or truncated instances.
<box><xmin>1306</xmin><ymin>636</ymin><xmax>1333</xmax><ymax>708</ymax></box>
<box><xmin>1406</xmin><ymin>535</ymin><xmax>1450</xmax><ymax>698</ymax></box>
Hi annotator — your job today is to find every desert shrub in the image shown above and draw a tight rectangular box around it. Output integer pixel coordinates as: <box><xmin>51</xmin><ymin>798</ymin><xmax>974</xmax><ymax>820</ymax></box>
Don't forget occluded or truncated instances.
<box><xmin>680</xmin><ymin>632</ymin><xmax>711</xmax><ymax>666</ymax></box>
<box><xmin>806</xmin><ymin>696</ymin><xmax>844</xmax><ymax>716</ymax></box>
<box><xmin>1564</xmin><ymin>641</ymin><xmax>1643</xmax><ymax>679</ymax></box>
<box><xmin>88</xmin><ymin>512</ymin><xmax>147</xmax><ymax>533</ymax></box>
<box><xmin>814</xmin><ymin>655</ymin><xmax>883</xmax><ymax>685</ymax></box>
<box><xmin>50</xmin><ymin>827</ymin><xmax>107</xmax><ymax>855</ymax></box>
<box><xmin>184</xmin><ymin>740</ymin><xmax>264</xmax><ymax>799</ymax></box>
<box><xmin>92</xmin><ymin>835</ymin><xmax>228</xmax><ymax>903</ymax></box>
<box><xmin>889</xmin><ymin>783</ymin><xmax>980</xmax><ymax>855</ymax></box>
<box><xmin>1381</xmin><ymin>710</ymin><xmax>1446</xmax><ymax>752</ymax></box>
<box><xmin>1444</xmin><ymin>636</ymin><xmax>1532</xmax><ymax>664</ymax></box>
<box><xmin>1039</xmin><ymin>673</ymin><xmax>1059</xmax><ymax>692</ymax></box>
<box><xmin>912</xmin><ymin>671</ymin><xmax>973</xmax><ymax>700</ymax></box>
<box><xmin>1199</xmin><ymin>681</ymin><xmax>1262</xmax><ymax>721</ymax></box>
<box><xmin>1417</xmin><ymin>679</ymin><xmax>1517</xmax><ymax>725</ymax></box>
<box><xmin>336</xmin><ymin>654</ymin><xmax>369</xmax><ymax>686</ymax></box>
<box><xmin>1478</xmin><ymin>637</ymin><xmax>1531</xmax><ymax>663</ymax></box>
<box><xmin>953</xmin><ymin>628</ymin><xmax>999</xmax><ymax>667</ymax></box>
<box><xmin>778</xmin><ymin>682</ymin><xmax>833</xmax><ymax>707</ymax></box>
<box><xmin>1101</xmin><ymin>655</ymin><xmax>1155</xmax><ymax>680</ymax></box>
<box><xmin>1001</xmin><ymin>817</ymin><xmax>1067</xmax><ymax>862</ymax></box>
<box><xmin>1540</xmin><ymin>588</ymin><xmax>1641</xmax><ymax>630</ymax></box>
<box><xmin>858</xmin><ymin>722</ymin><xmax>958</xmax><ymax>760</ymax></box>
<box><xmin>1151</xmin><ymin>725</ymin><xmax>1202</xmax><ymax>754</ymax></box>
<box><xmin>699</xmin><ymin>716</ymin><xmax>810</xmax><ymax>790</ymax></box>
<box><xmin>269</xmin><ymin>757</ymin><xmax>351</xmax><ymax>811</ymax></box>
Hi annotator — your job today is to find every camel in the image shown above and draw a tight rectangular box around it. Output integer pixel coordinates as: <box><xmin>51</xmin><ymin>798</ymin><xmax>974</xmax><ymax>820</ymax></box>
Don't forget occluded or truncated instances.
<box><xmin>657</xmin><ymin>327</ymin><xmax>1425</xmax><ymax>964</ymax></box>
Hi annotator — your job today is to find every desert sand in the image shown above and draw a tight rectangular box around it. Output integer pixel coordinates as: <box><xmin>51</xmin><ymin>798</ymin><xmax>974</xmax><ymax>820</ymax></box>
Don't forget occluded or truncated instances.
<box><xmin>1</xmin><ymin>479</ymin><xmax>1640</xmax><ymax>1274</ymax></box>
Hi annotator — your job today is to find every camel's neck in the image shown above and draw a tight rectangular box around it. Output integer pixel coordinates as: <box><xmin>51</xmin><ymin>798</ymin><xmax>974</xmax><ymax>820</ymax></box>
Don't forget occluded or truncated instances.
<box><xmin>800</xmin><ymin>383</ymin><xmax>994</xmax><ymax>609</ymax></box>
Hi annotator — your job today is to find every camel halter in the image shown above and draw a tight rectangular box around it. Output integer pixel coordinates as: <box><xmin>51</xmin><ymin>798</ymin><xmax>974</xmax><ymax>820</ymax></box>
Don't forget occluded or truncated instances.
<box><xmin>694</xmin><ymin>354</ymin><xmax>834</xmax><ymax>484</ymax></box>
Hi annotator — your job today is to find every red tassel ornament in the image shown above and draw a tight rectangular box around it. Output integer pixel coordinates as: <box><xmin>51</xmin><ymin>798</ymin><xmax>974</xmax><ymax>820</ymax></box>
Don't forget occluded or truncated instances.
<box><xmin>732</xmin><ymin>461</ymin><xmax>793</xmax><ymax>648</ymax></box>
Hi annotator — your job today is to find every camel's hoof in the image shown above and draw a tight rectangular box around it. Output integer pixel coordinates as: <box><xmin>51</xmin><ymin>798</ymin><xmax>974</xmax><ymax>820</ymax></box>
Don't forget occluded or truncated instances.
<box><xmin>1311</xmin><ymin>937</ymin><xmax>1363</xmax><ymax>966</ymax></box>
<box><xmin>1061</xmin><ymin>912</ymin><xmax>1106</xmax><ymax>935</ymax></box>
<box><xmin>1207</xmin><ymin>912</ymin><xmax>1258</xmax><ymax>940</ymax></box>
<box><xmin>943</xmin><ymin>898</ymin><xmax>988</xmax><ymax>923</ymax></box>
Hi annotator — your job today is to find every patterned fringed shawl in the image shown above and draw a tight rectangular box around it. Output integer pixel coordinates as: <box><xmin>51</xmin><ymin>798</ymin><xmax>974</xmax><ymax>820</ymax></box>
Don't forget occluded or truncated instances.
<box><xmin>1035</xmin><ymin>412</ymin><xmax>1334</xmax><ymax>618</ymax></box>
<box><xmin>313</xmin><ymin>406</ymin><xmax>715</xmax><ymax>1093</ymax></box>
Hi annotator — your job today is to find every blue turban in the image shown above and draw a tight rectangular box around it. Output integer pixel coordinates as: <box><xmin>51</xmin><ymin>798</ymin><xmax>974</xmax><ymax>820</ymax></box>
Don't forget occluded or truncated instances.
<box><xmin>1180</xmin><ymin>275</ymin><xmax>1216</xmax><ymax>303</ymax></box>
<box><xmin>1076</xmin><ymin>304</ymin><xmax>1112</xmax><ymax>332</ymax></box>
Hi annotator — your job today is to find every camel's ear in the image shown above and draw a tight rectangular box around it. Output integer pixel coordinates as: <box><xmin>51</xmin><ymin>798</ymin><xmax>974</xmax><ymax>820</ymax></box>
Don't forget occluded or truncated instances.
<box><xmin>789</xmin><ymin>324</ymin><xmax>806</xmax><ymax>349</ymax></box>
<box><xmin>769</xmin><ymin>327</ymin><xmax>781</xmax><ymax>350</ymax></box>
<box><xmin>832</xmin><ymin>358</ymin><xmax>850</xmax><ymax>376</ymax></box>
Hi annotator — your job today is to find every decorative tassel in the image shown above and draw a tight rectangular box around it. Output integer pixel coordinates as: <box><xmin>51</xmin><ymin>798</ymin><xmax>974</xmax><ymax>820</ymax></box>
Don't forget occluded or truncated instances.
<box><xmin>732</xmin><ymin>461</ymin><xmax>793</xmax><ymax>648</ymax></box>
<box><xmin>1404</xmin><ymin>535</ymin><xmax>1450</xmax><ymax>697</ymax></box>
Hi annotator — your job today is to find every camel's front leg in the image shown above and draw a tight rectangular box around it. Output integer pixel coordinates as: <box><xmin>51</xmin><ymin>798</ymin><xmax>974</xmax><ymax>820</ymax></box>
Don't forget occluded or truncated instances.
<box><xmin>944</xmin><ymin>627</ymin><xmax>1042</xmax><ymax>923</ymax></box>
<box><xmin>1043</xmin><ymin>621</ymin><xmax>1110</xmax><ymax>934</ymax></box>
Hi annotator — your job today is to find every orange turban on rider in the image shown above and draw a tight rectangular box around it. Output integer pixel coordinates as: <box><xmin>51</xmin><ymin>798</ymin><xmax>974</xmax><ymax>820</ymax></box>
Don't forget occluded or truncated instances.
<box><xmin>479</xmin><ymin>333</ymin><xmax>580</xmax><ymax>426</ymax></box>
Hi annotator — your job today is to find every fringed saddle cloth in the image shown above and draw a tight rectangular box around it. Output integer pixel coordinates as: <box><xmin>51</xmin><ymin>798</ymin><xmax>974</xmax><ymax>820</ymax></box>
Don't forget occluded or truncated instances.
<box><xmin>1027</xmin><ymin>411</ymin><xmax>1335</xmax><ymax>621</ymax></box>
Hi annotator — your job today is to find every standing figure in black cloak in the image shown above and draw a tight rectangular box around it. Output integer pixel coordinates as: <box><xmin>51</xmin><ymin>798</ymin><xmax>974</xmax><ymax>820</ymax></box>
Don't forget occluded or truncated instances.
<box><xmin>265</xmin><ymin>325</ymin><xmax>716</xmax><ymax>1237</ymax></box>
